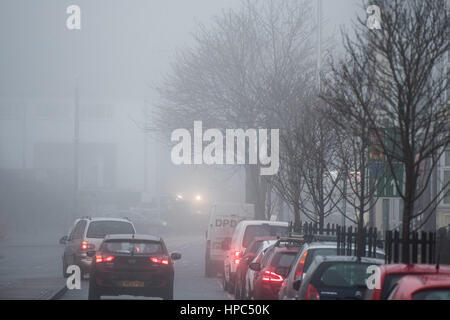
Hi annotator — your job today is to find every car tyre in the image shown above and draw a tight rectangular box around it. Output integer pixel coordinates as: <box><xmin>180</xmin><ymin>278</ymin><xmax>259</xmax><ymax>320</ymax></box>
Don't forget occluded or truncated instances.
<box><xmin>161</xmin><ymin>280</ymin><xmax>174</xmax><ymax>300</ymax></box>
<box><xmin>88</xmin><ymin>279</ymin><xmax>101</xmax><ymax>300</ymax></box>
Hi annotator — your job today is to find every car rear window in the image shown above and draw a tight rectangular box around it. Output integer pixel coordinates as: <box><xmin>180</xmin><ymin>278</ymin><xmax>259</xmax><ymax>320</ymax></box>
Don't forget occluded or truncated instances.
<box><xmin>102</xmin><ymin>240</ymin><xmax>163</xmax><ymax>255</ymax></box>
<box><xmin>246</xmin><ymin>240</ymin><xmax>263</xmax><ymax>255</ymax></box>
<box><xmin>314</xmin><ymin>262</ymin><xmax>373</xmax><ymax>288</ymax></box>
<box><xmin>86</xmin><ymin>221</ymin><xmax>135</xmax><ymax>238</ymax></box>
<box><xmin>271</xmin><ymin>252</ymin><xmax>298</xmax><ymax>268</ymax></box>
<box><xmin>413</xmin><ymin>289</ymin><xmax>450</xmax><ymax>300</ymax></box>
<box><xmin>242</xmin><ymin>225</ymin><xmax>288</xmax><ymax>248</ymax></box>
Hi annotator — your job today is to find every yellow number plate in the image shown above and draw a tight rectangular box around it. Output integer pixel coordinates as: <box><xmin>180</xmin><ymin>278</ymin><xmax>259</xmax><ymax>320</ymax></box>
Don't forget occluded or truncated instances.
<box><xmin>121</xmin><ymin>281</ymin><xmax>144</xmax><ymax>287</ymax></box>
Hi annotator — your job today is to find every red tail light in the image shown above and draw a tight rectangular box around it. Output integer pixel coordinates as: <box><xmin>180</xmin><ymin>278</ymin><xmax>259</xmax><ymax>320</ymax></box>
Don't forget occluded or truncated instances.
<box><xmin>305</xmin><ymin>284</ymin><xmax>320</xmax><ymax>300</ymax></box>
<box><xmin>233</xmin><ymin>251</ymin><xmax>241</xmax><ymax>264</ymax></box>
<box><xmin>261</xmin><ymin>270</ymin><xmax>284</xmax><ymax>283</ymax></box>
<box><xmin>295</xmin><ymin>250</ymin><xmax>309</xmax><ymax>279</ymax></box>
<box><xmin>81</xmin><ymin>241</ymin><xmax>94</xmax><ymax>251</ymax></box>
<box><xmin>95</xmin><ymin>255</ymin><xmax>114</xmax><ymax>263</ymax></box>
<box><xmin>150</xmin><ymin>256</ymin><xmax>170</xmax><ymax>265</ymax></box>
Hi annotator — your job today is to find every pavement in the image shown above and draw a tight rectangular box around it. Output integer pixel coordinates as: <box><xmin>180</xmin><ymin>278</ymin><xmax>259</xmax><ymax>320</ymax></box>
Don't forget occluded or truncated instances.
<box><xmin>0</xmin><ymin>277</ymin><xmax>67</xmax><ymax>300</ymax></box>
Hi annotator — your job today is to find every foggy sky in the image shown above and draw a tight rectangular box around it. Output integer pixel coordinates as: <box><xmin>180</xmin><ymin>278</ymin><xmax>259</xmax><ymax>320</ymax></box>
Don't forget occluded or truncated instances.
<box><xmin>0</xmin><ymin>0</ymin><xmax>360</xmax><ymax>101</ymax></box>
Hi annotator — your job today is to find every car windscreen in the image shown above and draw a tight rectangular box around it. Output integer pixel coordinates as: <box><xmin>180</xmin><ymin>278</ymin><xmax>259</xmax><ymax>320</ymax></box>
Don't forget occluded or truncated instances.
<box><xmin>101</xmin><ymin>240</ymin><xmax>164</xmax><ymax>255</ymax></box>
<box><xmin>412</xmin><ymin>289</ymin><xmax>450</xmax><ymax>300</ymax></box>
<box><xmin>314</xmin><ymin>262</ymin><xmax>374</xmax><ymax>288</ymax></box>
<box><xmin>86</xmin><ymin>221</ymin><xmax>135</xmax><ymax>238</ymax></box>
<box><xmin>380</xmin><ymin>274</ymin><xmax>405</xmax><ymax>300</ymax></box>
<box><xmin>242</xmin><ymin>225</ymin><xmax>288</xmax><ymax>248</ymax></box>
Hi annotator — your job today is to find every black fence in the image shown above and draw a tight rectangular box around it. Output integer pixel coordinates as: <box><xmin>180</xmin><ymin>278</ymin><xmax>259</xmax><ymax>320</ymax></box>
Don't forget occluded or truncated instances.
<box><xmin>384</xmin><ymin>230</ymin><xmax>436</xmax><ymax>264</ymax></box>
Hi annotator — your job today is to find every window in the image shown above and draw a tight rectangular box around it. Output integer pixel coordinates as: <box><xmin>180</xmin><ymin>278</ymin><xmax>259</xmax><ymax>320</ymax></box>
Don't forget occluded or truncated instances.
<box><xmin>86</xmin><ymin>221</ymin><xmax>135</xmax><ymax>238</ymax></box>
<box><xmin>102</xmin><ymin>240</ymin><xmax>164</xmax><ymax>255</ymax></box>
<box><xmin>242</xmin><ymin>225</ymin><xmax>288</xmax><ymax>248</ymax></box>
<box><xmin>444</xmin><ymin>151</ymin><xmax>450</xmax><ymax>205</ymax></box>
<box><xmin>70</xmin><ymin>220</ymin><xmax>87</xmax><ymax>240</ymax></box>
<box><xmin>413</xmin><ymin>289</ymin><xmax>450</xmax><ymax>300</ymax></box>
<box><xmin>316</xmin><ymin>262</ymin><xmax>373</xmax><ymax>288</ymax></box>
<box><xmin>271</xmin><ymin>252</ymin><xmax>297</xmax><ymax>268</ymax></box>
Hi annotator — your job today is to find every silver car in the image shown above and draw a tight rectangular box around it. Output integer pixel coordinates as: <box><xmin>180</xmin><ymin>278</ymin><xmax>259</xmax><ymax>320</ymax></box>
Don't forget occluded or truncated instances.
<box><xmin>60</xmin><ymin>217</ymin><xmax>136</xmax><ymax>277</ymax></box>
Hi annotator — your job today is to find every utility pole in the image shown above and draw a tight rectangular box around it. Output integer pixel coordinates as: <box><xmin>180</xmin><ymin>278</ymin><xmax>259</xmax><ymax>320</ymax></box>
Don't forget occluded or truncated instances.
<box><xmin>317</xmin><ymin>0</ymin><xmax>322</xmax><ymax>91</ymax></box>
<box><xmin>73</xmin><ymin>79</ymin><xmax>80</xmax><ymax>221</ymax></box>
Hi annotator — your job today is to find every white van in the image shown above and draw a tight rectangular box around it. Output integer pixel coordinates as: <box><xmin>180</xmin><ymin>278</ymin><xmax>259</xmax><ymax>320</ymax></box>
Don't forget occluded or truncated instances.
<box><xmin>205</xmin><ymin>203</ymin><xmax>254</xmax><ymax>277</ymax></box>
<box><xmin>222</xmin><ymin>220</ymin><xmax>289</xmax><ymax>292</ymax></box>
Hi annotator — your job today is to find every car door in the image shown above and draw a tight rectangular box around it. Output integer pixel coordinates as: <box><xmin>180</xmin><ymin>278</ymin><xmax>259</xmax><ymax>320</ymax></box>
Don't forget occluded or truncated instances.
<box><xmin>67</xmin><ymin>220</ymin><xmax>86</xmax><ymax>263</ymax></box>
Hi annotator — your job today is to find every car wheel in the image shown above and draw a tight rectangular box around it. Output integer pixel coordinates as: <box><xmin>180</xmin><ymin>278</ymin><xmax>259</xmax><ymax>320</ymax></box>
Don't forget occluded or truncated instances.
<box><xmin>88</xmin><ymin>279</ymin><xmax>101</xmax><ymax>300</ymax></box>
<box><xmin>62</xmin><ymin>259</ymin><xmax>68</xmax><ymax>278</ymax></box>
<box><xmin>205</xmin><ymin>257</ymin><xmax>215</xmax><ymax>278</ymax></box>
<box><xmin>161</xmin><ymin>280</ymin><xmax>174</xmax><ymax>300</ymax></box>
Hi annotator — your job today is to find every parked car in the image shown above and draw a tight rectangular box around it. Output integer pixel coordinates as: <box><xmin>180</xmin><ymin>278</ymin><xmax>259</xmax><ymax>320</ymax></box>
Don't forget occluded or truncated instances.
<box><xmin>387</xmin><ymin>274</ymin><xmax>450</xmax><ymax>300</ymax></box>
<box><xmin>205</xmin><ymin>203</ymin><xmax>254</xmax><ymax>277</ymax></box>
<box><xmin>244</xmin><ymin>239</ymin><xmax>278</xmax><ymax>300</ymax></box>
<box><xmin>279</xmin><ymin>240</ymin><xmax>385</xmax><ymax>300</ymax></box>
<box><xmin>365</xmin><ymin>264</ymin><xmax>450</xmax><ymax>300</ymax></box>
<box><xmin>248</xmin><ymin>239</ymin><xmax>302</xmax><ymax>300</ymax></box>
<box><xmin>234</xmin><ymin>236</ymin><xmax>278</xmax><ymax>299</ymax></box>
<box><xmin>60</xmin><ymin>217</ymin><xmax>136</xmax><ymax>277</ymax></box>
<box><xmin>222</xmin><ymin>220</ymin><xmax>289</xmax><ymax>293</ymax></box>
<box><xmin>294</xmin><ymin>255</ymin><xmax>384</xmax><ymax>300</ymax></box>
<box><xmin>88</xmin><ymin>234</ymin><xmax>181</xmax><ymax>300</ymax></box>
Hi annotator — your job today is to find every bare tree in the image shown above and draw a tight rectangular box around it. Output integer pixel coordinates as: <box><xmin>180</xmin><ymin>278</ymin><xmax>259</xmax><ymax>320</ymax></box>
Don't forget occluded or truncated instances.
<box><xmin>149</xmin><ymin>0</ymin><xmax>317</xmax><ymax>219</ymax></box>
<box><xmin>323</xmin><ymin>0</ymin><xmax>450</xmax><ymax>262</ymax></box>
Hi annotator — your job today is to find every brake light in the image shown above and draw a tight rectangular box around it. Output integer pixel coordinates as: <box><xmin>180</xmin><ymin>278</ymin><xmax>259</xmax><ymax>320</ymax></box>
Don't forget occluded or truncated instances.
<box><xmin>296</xmin><ymin>250</ymin><xmax>309</xmax><ymax>279</ymax></box>
<box><xmin>234</xmin><ymin>251</ymin><xmax>241</xmax><ymax>257</ymax></box>
<box><xmin>150</xmin><ymin>256</ymin><xmax>170</xmax><ymax>265</ymax></box>
<box><xmin>95</xmin><ymin>255</ymin><xmax>114</xmax><ymax>263</ymax></box>
<box><xmin>261</xmin><ymin>270</ymin><xmax>284</xmax><ymax>283</ymax></box>
<box><xmin>81</xmin><ymin>241</ymin><xmax>94</xmax><ymax>251</ymax></box>
<box><xmin>233</xmin><ymin>251</ymin><xmax>241</xmax><ymax>264</ymax></box>
<box><xmin>305</xmin><ymin>284</ymin><xmax>320</xmax><ymax>300</ymax></box>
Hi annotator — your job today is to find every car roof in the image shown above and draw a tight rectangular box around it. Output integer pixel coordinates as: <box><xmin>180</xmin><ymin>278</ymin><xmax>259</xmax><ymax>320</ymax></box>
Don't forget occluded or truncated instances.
<box><xmin>380</xmin><ymin>264</ymin><xmax>450</xmax><ymax>275</ymax></box>
<box><xmin>303</xmin><ymin>241</ymin><xmax>385</xmax><ymax>254</ymax></box>
<box><xmin>87</xmin><ymin>217</ymin><xmax>133</xmax><ymax>222</ymax></box>
<box><xmin>394</xmin><ymin>274</ymin><xmax>450</xmax><ymax>297</ymax></box>
<box><xmin>312</xmin><ymin>255</ymin><xmax>384</xmax><ymax>265</ymax></box>
<box><xmin>104</xmin><ymin>234</ymin><xmax>161</xmax><ymax>241</ymax></box>
<box><xmin>237</xmin><ymin>220</ymin><xmax>289</xmax><ymax>227</ymax></box>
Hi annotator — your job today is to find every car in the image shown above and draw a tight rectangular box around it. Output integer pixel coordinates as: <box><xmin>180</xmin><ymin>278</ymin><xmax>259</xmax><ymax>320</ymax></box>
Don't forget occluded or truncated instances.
<box><xmin>294</xmin><ymin>255</ymin><xmax>384</xmax><ymax>300</ymax></box>
<box><xmin>234</xmin><ymin>236</ymin><xmax>278</xmax><ymax>299</ymax></box>
<box><xmin>88</xmin><ymin>234</ymin><xmax>181</xmax><ymax>300</ymax></box>
<box><xmin>205</xmin><ymin>203</ymin><xmax>254</xmax><ymax>277</ymax></box>
<box><xmin>248</xmin><ymin>239</ymin><xmax>303</xmax><ymax>300</ymax></box>
<box><xmin>387</xmin><ymin>274</ymin><xmax>450</xmax><ymax>300</ymax></box>
<box><xmin>279</xmin><ymin>240</ymin><xmax>385</xmax><ymax>300</ymax></box>
<box><xmin>222</xmin><ymin>220</ymin><xmax>289</xmax><ymax>293</ymax></box>
<box><xmin>60</xmin><ymin>217</ymin><xmax>136</xmax><ymax>277</ymax></box>
<box><xmin>365</xmin><ymin>264</ymin><xmax>450</xmax><ymax>300</ymax></box>
<box><xmin>244</xmin><ymin>239</ymin><xmax>278</xmax><ymax>300</ymax></box>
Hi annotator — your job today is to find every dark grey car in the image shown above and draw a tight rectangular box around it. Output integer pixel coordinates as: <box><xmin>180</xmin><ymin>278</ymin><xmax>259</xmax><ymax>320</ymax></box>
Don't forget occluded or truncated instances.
<box><xmin>293</xmin><ymin>256</ymin><xmax>384</xmax><ymax>300</ymax></box>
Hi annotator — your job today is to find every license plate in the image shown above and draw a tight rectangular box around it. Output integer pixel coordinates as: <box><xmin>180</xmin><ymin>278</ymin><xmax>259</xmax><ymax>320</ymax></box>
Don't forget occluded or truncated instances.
<box><xmin>120</xmin><ymin>281</ymin><xmax>144</xmax><ymax>287</ymax></box>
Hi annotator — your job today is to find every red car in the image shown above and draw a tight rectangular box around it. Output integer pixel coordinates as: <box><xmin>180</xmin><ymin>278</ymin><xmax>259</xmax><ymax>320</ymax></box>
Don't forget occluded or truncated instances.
<box><xmin>388</xmin><ymin>274</ymin><xmax>450</xmax><ymax>300</ymax></box>
<box><xmin>248</xmin><ymin>243</ymin><xmax>301</xmax><ymax>300</ymax></box>
<box><xmin>234</xmin><ymin>236</ymin><xmax>278</xmax><ymax>299</ymax></box>
<box><xmin>366</xmin><ymin>264</ymin><xmax>450</xmax><ymax>300</ymax></box>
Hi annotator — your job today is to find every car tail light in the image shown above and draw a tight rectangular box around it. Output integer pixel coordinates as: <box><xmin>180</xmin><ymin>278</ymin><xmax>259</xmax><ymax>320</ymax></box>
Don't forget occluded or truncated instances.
<box><xmin>95</xmin><ymin>255</ymin><xmax>114</xmax><ymax>263</ymax></box>
<box><xmin>261</xmin><ymin>270</ymin><xmax>284</xmax><ymax>283</ymax></box>
<box><xmin>295</xmin><ymin>250</ymin><xmax>309</xmax><ymax>279</ymax></box>
<box><xmin>81</xmin><ymin>241</ymin><xmax>94</xmax><ymax>251</ymax></box>
<box><xmin>305</xmin><ymin>284</ymin><xmax>320</xmax><ymax>300</ymax></box>
<box><xmin>150</xmin><ymin>256</ymin><xmax>170</xmax><ymax>265</ymax></box>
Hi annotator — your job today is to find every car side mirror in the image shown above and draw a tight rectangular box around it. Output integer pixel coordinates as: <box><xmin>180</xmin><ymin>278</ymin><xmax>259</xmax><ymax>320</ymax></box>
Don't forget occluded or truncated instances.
<box><xmin>249</xmin><ymin>262</ymin><xmax>261</xmax><ymax>272</ymax></box>
<box><xmin>293</xmin><ymin>279</ymin><xmax>302</xmax><ymax>291</ymax></box>
<box><xmin>86</xmin><ymin>251</ymin><xmax>96</xmax><ymax>258</ymax></box>
<box><xmin>59</xmin><ymin>235</ymin><xmax>68</xmax><ymax>245</ymax></box>
<box><xmin>171</xmin><ymin>252</ymin><xmax>182</xmax><ymax>261</ymax></box>
<box><xmin>221</xmin><ymin>239</ymin><xmax>230</xmax><ymax>251</ymax></box>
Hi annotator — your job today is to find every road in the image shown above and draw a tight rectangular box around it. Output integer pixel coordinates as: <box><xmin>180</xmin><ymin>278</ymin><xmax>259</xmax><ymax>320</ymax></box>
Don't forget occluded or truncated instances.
<box><xmin>60</xmin><ymin>234</ymin><xmax>233</xmax><ymax>300</ymax></box>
